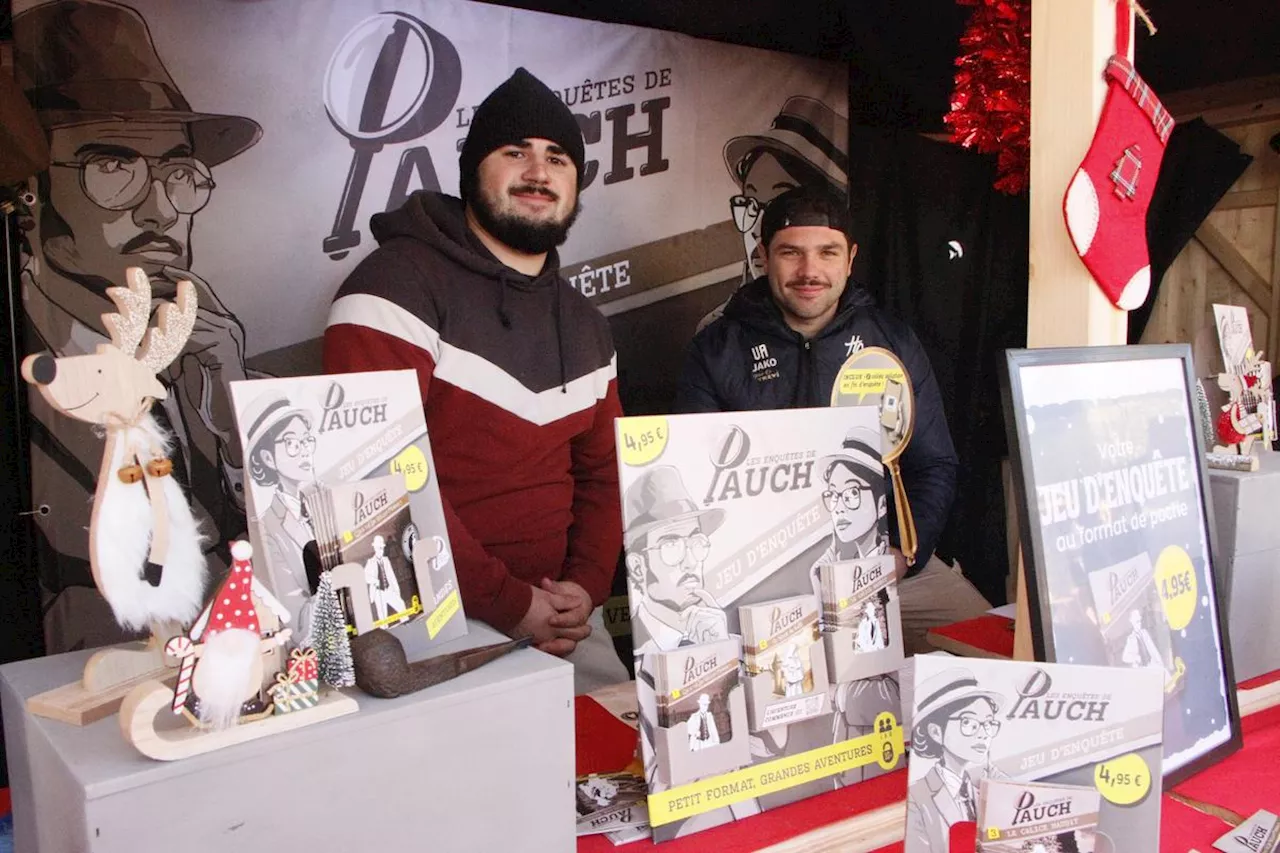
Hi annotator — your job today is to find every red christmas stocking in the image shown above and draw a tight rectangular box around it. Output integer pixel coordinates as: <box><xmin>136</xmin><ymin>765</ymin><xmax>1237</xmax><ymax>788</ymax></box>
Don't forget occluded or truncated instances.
<box><xmin>1063</xmin><ymin>2</ymin><xmax>1173</xmax><ymax>310</ymax></box>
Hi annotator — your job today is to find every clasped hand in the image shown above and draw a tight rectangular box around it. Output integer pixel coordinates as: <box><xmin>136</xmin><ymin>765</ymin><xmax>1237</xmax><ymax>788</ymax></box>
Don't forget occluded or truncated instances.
<box><xmin>513</xmin><ymin>578</ymin><xmax>593</xmax><ymax>657</ymax></box>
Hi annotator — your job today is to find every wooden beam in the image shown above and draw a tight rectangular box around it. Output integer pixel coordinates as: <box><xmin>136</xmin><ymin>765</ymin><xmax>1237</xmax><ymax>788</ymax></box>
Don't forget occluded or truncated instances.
<box><xmin>1162</xmin><ymin>74</ymin><xmax>1280</xmax><ymax>127</ymax></box>
<box><xmin>1218</xmin><ymin>189</ymin><xmax>1280</xmax><ymax>211</ymax></box>
<box><xmin>1017</xmin><ymin>0</ymin><xmax>1130</xmax><ymax>661</ymax></box>
<box><xmin>1027</xmin><ymin>0</ymin><xmax>1128</xmax><ymax>350</ymax></box>
<box><xmin>1194</xmin><ymin>222</ymin><xmax>1273</xmax><ymax>314</ymax></box>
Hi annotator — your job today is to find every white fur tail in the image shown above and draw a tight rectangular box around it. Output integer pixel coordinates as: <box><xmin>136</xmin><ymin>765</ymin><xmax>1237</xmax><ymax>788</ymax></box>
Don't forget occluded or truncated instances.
<box><xmin>93</xmin><ymin>415</ymin><xmax>208</xmax><ymax>631</ymax></box>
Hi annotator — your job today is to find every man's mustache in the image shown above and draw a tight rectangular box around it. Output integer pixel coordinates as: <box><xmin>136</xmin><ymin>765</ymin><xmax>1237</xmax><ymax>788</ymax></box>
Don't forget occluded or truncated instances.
<box><xmin>786</xmin><ymin>277</ymin><xmax>830</xmax><ymax>289</ymax></box>
<box><xmin>121</xmin><ymin>232</ymin><xmax>183</xmax><ymax>255</ymax></box>
<box><xmin>510</xmin><ymin>184</ymin><xmax>558</xmax><ymax>202</ymax></box>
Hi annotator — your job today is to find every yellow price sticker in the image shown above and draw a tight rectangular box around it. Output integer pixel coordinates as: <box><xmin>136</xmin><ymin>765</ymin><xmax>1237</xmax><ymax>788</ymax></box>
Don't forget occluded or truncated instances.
<box><xmin>837</xmin><ymin>367</ymin><xmax>901</xmax><ymax>402</ymax></box>
<box><xmin>1155</xmin><ymin>545</ymin><xmax>1197</xmax><ymax>631</ymax></box>
<box><xmin>342</xmin><ymin>530</ymin><xmax>353</xmax><ymax>543</ymax></box>
<box><xmin>426</xmin><ymin>590</ymin><xmax>461</xmax><ymax>639</ymax></box>
<box><xmin>391</xmin><ymin>445</ymin><xmax>430</xmax><ymax>493</ymax></box>
<box><xmin>618</xmin><ymin>416</ymin><xmax>669</xmax><ymax>466</ymax></box>
<box><xmin>986</xmin><ymin>827</ymin><xmax>1000</xmax><ymax>841</ymax></box>
<box><xmin>1094</xmin><ymin>752</ymin><xmax>1151</xmax><ymax>806</ymax></box>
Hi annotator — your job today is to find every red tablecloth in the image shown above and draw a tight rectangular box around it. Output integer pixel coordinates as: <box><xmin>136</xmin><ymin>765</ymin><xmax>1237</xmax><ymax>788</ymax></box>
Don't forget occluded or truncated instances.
<box><xmin>578</xmin><ymin>671</ymin><xmax>1280</xmax><ymax>852</ymax></box>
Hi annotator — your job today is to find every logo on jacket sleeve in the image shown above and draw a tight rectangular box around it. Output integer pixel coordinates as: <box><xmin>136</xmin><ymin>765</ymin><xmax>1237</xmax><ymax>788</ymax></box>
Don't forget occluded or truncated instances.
<box><xmin>750</xmin><ymin>343</ymin><xmax>780</xmax><ymax>383</ymax></box>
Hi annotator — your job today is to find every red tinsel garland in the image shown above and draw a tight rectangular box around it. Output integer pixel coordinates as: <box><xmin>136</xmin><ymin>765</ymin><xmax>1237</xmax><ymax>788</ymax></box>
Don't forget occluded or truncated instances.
<box><xmin>945</xmin><ymin>0</ymin><xmax>1032</xmax><ymax>195</ymax></box>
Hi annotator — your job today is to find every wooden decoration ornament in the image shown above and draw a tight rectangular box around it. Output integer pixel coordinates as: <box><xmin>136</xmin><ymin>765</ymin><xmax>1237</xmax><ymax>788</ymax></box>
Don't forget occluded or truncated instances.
<box><xmin>830</xmin><ymin>346</ymin><xmax>919</xmax><ymax>564</ymax></box>
<box><xmin>120</xmin><ymin>540</ymin><xmax>358</xmax><ymax>761</ymax></box>
<box><xmin>21</xmin><ymin>267</ymin><xmax>208</xmax><ymax>724</ymax></box>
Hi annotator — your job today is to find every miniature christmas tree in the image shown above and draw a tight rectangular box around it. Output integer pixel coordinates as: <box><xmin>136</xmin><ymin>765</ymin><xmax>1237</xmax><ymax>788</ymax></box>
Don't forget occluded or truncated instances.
<box><xmin>1194</xmin><ymin>380</ymin><xmax>1216</xmax><ymax>450</ymax></box>
<box><xmin>313</xmin><ymin>572</ymin><xmax>355</xmax><ymax>688</ymax></box>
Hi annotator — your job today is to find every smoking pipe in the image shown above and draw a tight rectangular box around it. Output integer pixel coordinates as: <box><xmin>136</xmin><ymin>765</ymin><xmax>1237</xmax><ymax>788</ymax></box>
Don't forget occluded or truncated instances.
<box><xmin>350</xmin><ymin>628</ymin><xmax>533</xmax><ymax>699</ymax></box>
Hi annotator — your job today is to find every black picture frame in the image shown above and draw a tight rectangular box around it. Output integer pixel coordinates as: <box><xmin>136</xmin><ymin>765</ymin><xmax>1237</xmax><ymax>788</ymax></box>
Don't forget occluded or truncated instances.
<box><xmin>1000</xmin><ymin>344</ymin><xmax>1242</xmax><ymax>786</ymax></box>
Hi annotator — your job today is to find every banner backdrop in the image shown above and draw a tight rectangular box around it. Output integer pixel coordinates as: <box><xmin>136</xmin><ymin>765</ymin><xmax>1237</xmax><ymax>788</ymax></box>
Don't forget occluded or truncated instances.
<box><xmin>12</xmin><ymin>0</ymin><xmax>847</xmax><ymax>652</ymax></box>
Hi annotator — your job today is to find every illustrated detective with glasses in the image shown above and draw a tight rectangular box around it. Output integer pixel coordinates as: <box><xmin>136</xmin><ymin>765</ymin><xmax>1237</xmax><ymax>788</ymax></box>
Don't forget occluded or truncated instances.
<box><xmin>244</xmin><ymin>393</ymin><xmax>321</xmax><ymax>640</ymax></box>
<box><xmin>906</xmin><ymin>667</ymin><xmax>1008</xmax><ymax>852</ymax></box>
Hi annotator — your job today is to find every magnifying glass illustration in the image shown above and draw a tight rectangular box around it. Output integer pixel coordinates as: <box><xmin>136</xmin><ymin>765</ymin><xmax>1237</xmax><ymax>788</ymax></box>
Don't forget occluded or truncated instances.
<box><xmin>321</xmin><ymin>12</ymin><xmax>461</xmax><ymax>260</ymax></box>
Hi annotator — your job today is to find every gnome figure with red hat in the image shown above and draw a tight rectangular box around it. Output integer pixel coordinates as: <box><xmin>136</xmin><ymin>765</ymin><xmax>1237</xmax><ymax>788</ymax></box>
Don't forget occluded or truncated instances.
<box><xmin>167</xmin><ymin>541</ymin><xmax>293</xmax><ymax>729</ymax></box>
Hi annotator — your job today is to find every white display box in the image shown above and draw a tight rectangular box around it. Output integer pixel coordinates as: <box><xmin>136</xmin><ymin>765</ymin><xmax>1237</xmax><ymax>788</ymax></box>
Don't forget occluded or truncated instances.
<box><xmin>1</xmin><ymin>621</ymin><xmax>573</xmax><ymax>853</ymax></box>
<box><xmin>1209</xmin><ymin>452</ymin><xmax>1280</xmax><ymax>682</ymax></box>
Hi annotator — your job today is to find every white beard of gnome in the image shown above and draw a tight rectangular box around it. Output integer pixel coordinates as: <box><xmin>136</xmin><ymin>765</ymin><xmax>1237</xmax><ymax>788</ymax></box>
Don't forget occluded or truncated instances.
<box><xmin>191</xmin><ymin>541</ymin><xmax>270</xmax><ymax>730</ymax></box>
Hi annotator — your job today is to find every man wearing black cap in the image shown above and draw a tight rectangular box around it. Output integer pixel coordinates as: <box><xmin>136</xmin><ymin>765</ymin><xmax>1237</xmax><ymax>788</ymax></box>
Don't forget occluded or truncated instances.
<box><xmin>675</xmin><ymin>186</ymin><xmax>990</xmax><ymax>654</ymax></box>
<box><xmin>324</xmin><ymin>68</ymin><xmax>628</xmax><ymax>694</ymax></box>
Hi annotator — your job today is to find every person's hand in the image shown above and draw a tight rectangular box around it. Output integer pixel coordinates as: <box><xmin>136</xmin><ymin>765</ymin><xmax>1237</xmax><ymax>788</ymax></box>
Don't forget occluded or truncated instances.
<box><xmin>683</xmin><ymin>605</ymin><xmax>728</xmax><ymax>644</ymax></box>
<box><xmin>539</xmin><ymin>578</ymin><xmax>593</xmax><ymax>657</ymax></box>
<box><xmin>542</xmin><ymin>578</ymin><xmax>592</xmax><ymax>628</ymax></box>
<box><xmin>889</xmin><ymin>547</ymin><xmax>910</xmax><ymax>581</ymax></box>
<box><xmin>159</xmin><ymin>265</ymin><xmax>248</xmax><ymax>465</ymax></box>
<box><xmin>514</xmin><ymin>585</ymin><xmax>590</xmax><ymax>657</ymax></box>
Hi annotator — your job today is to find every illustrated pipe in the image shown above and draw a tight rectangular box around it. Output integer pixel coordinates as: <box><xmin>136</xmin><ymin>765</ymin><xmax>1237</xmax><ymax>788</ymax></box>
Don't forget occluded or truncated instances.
<box><xmin>349</xmin><ymin>629</ymin><xmax>533</xmax><ymax>699</ymax></box>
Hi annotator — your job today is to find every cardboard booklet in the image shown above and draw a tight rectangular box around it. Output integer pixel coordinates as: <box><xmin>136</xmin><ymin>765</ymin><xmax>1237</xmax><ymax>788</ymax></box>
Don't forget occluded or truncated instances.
<box><xmin>819</xmin><ymin>556</ymin><xmax>903</xmax><ymax>683</ymax></box>
<box><xmin>1087</xmin><ymin>552</ymin><xmax>1184</xmax><ymax>695</ymax></box>
<box><xmin>575</xmin><ymin>770</ymin><xmax>649</xmax><ymax>837</ymax></box>
<box><xmin>976</xmin><ymin>779</ymin><xmax>1101</xmax><ymax>852</ymax></box>
<box><xmin>305</xmin><ymin>474</ymin><xmax>422</xmax><ymax>632</ymax></box>
<box><xmin>905</xmin><ymin>655</ymin><xmax>1165</xmax><ymax>853</ymax></box>
<box><xmin>618</xmin><ymin>407</ymin><xmax>905</xmax><ymax>844</ymax></box>
<box><xmin>229</xmin><ymin>369</ymin><xmax>467</xmax><ymax>650</ymax></box>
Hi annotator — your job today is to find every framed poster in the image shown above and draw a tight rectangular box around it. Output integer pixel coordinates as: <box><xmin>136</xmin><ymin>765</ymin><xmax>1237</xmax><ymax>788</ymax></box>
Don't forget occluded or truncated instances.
<box><xmin>1001</xmin><ymin>344</ymin><xmax>1242</xmax><ymax>784</ymax></box>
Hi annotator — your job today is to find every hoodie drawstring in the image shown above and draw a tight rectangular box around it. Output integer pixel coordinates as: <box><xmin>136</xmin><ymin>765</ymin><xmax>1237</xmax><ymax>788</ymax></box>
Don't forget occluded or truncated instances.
<box><xmin>553</xmin><ymin>280</ymin><xmax>567</xmax><ymax>393</ymax></box>
<box><xmin>497</xmin><ymin>273</ymin><xmax>513</xmax><ymax>329</ymax></box>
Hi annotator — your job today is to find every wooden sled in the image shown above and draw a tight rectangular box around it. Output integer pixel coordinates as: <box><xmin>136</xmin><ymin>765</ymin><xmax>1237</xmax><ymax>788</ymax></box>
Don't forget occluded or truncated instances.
<box><xmin>28</xmin><ymin>627</ymin><xmax>182</xmax><ymax>726</ymax></box>
<box><xmin>119</xmin><ymin>679</ymin><xmax>358</xmax><ymax>761</ymax></box>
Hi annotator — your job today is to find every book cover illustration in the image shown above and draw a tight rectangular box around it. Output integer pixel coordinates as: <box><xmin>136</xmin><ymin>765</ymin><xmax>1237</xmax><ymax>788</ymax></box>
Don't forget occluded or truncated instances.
<box><xmin>905</xmin><ymin>655</ymin><xmax>1164</xmax><ymax>853</ymax></box>
<box><xmin>576</xmin><ymin>770</ymin><xmax>649</xmax><ymax>837</ymax></box>
<box><xmin>653</xmin><ymin>637</ymin><xmax>744</xmax><ymax>753</ymax></box>
<box><xmin>618</xmin><ymin>407</ymin><xmax>904</xmax><ymax>843</ymax></box>
<box><xmin>977</xmin><ymin>779</ymin><xmax>1101</xmax><ymax>853</ymax></box>
<box><xmin>819</xmin><ymin>556</ymin><xmax>904</xmax><ymax>683</ymax></box>
<box><xmin>324</xmin><ymin>475</ymin><xmax>423</xmax><ymax>631</ymax></box>
<box><xmin>230</xmin><ymin>369</ymin><xmax>466</xmax><ymax>650</ymax></box>
<box><xmin>739</xmin><ymin>594</ymin><xmax>829</xmax><ymax>729</ymax></box>
<box><xmin>1087</xmin><ymin>552</ymin><xmax>1184</xmax><ymax>695</ymax></box>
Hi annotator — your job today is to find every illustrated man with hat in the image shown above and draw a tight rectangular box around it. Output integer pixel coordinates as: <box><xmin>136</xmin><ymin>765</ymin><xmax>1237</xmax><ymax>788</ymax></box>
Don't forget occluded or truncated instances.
<box><xmin>699</xmin><ymin>96</ymin><xmax>851</xmax><ymax>332</ymax></box>
<box><xmin>907</xmin><ymin>666</ymin><xmax>1007</xmax><ymax>851</ymax></box>
<box><xmin>676</xmin><ymin>186</ymin><xmax>991</xmax><ymax>655</ymax></box>
<box><xmin>623</xmin><ymin>466</ymin><xmax>728</xmax><ymax>654</ymax></box>
<box><xmin>14</xmin><ymin>0</ymin><xmax>264</xmax><ymax>653</ymax></box>
<box><xmin>325</xmin><ymin>67</ymin><xmax>628</xmax><ymax>695</ymax></box>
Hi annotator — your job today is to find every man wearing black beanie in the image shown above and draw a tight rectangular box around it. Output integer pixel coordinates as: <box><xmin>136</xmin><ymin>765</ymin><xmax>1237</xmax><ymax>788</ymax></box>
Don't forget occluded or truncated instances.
<box><xmin>324</xmin><ymin>68</ymin><xmax>628</xmax><ymax>694</ymax></box>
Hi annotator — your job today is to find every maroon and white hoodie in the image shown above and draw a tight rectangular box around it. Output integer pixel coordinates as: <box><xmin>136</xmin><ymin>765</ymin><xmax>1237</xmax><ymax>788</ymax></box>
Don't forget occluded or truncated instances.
<box><xmin>323</xmin><ymin>191</ymin><xmax>621</xmax><ymax>633</ymax></box>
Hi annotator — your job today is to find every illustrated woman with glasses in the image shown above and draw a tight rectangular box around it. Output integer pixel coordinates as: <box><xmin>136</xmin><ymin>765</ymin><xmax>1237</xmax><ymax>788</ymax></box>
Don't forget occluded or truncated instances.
<box><xmin>907</xmin><ymin>668</ymin><xmax>1008</xmax><ymax>851</ymax></box>
<box><xmin>244</xmin><ymin>393</ymin><xmax>320</xmax><ymax>635</ymax></box>
<box><xmin>809</xmin><ymin>426</ymin><xmax>889</xmax><ymax>603</ymax></box>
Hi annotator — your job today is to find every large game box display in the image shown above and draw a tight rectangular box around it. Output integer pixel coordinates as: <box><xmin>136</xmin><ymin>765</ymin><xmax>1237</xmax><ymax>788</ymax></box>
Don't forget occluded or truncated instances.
<box><xmin>616</xmin><ymin>407</ymin><xmax>906</xmax><ymax>842</ymax></box>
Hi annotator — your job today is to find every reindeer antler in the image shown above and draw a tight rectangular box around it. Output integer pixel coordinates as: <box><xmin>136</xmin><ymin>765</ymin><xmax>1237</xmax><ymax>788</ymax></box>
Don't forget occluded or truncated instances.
<box><xmin>138</xmin><ymin>279</ymin><xmax>198</xmax><ymax>375</ymax></box>
<box><xmin>102</xmin><ymin>267</ymin><xmax>153</xmax><ymax>355</ymax></box>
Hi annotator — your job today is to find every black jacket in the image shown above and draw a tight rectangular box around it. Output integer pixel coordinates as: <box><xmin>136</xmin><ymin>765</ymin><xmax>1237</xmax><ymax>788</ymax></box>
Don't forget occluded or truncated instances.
<box><xmin>673</xmin><ymin>277</ymin><xmax>958</xmax><ymax>575</ymax></box>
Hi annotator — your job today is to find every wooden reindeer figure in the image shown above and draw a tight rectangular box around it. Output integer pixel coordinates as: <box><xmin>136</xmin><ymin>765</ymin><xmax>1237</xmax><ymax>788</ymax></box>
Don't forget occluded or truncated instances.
<box><xmin>21</xmin><ymin>267</ymin><xmax>207</xmax><ymax>703</ymax></box>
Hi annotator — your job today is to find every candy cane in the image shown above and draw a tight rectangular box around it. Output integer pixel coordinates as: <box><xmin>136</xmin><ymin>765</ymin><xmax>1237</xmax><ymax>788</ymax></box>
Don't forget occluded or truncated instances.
<box><xmin>166</xmin><ymin>636</ymin><xmax>196</xmax><ymax>714</ymax></box>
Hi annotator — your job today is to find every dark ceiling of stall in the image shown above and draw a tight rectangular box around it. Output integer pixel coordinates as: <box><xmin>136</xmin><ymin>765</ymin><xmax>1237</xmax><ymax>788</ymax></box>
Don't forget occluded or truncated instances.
<box><xmin>482</xmin><ymin>0</ymin><xmax>1280</xmax><ymax>131</ymax></box>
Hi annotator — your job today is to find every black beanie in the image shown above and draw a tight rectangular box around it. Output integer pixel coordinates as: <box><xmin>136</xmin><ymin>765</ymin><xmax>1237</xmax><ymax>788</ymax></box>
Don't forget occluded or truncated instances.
<box><xmin>458</xmin><ymin>67</ymin><xmax>585</xmax><ymax>201</ymax></box>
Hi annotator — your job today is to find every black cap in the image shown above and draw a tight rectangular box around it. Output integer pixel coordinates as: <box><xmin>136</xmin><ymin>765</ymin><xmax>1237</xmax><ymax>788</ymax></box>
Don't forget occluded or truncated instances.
<box><xmin>760</xmin><ymin>185</ymin><xmax>853</xmax><ymax>250</ymax></box>
<box><xmin>458</xmin><ymin>67</ymin><xmax>585</xmax><ymax>202</ymax></box>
